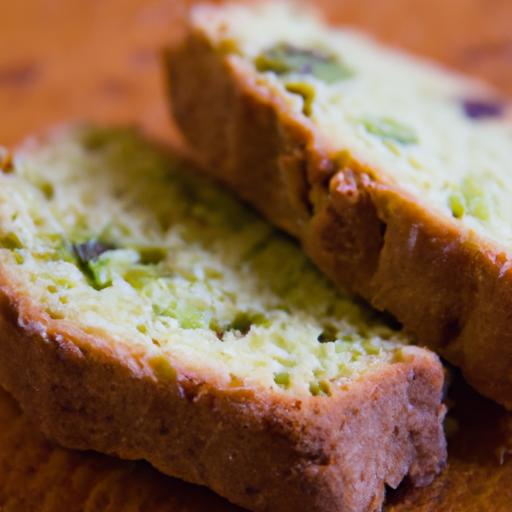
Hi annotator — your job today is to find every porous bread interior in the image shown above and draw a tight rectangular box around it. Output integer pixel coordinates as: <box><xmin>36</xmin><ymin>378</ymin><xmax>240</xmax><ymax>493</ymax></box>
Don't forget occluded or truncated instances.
<box><xmin>195</xmin><ymin>2</ymin><xmax>512</xmax><ymax>249</ymax></box>
<box><xmin>0</xmin><ymin>128</ymin><xmax>410</xmax><ymax>396</ymax></box>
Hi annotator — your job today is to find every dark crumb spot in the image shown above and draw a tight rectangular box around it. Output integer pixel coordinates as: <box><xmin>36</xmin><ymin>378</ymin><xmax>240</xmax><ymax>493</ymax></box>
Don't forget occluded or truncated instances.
<box><xmin>159</xmin><ymin>424</ymin><xmax>170</xmax><ymax>435</ymax></box>
<box><xmin>255</xmin><ymin>43</ymin><xmax>354</xmax><ymax>84</ymax></box>
<box><xmin>462</xmin><ymin>98</ymin><xmax>505</xmax><ymax>119</ymax></box>
<box><xmin>232</xmin><ymin>319</ymin><xmax>251</xmax><ymax>336</ymax></box>
<box><xmin>318</xmin><ymin>324</ymin><xmax>337</xmax><ymax>343</ymax></box>
<box><xmin>229</xmin><ymin>312</ymin><xmax>260</xmax><ymax>336</ymax></box>
<box><xmin>38</xmin><ymin>181</ymin><xmax>54</xmax><ymax>200</ymax></box>
<box><xmin>0</xmin><ymin>62</ymin><xmax>41</xmax><ymax>88</ymax></box>
<box><xmin>245</xmin><ymin>486</ymin><xmax>260</xmax><ymax>495</ymax></box>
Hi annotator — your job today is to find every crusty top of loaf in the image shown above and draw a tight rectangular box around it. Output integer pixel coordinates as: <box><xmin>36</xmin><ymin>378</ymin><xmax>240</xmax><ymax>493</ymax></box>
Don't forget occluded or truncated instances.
<box><xmin>0</xmin><ymin>127</ymin><xmax>422</xmax><ymax>397</ymax></box>
<box><xmin>193</xmin><ymin>2</ymin><xmax>512</xmax><ymax>251</ymax></box>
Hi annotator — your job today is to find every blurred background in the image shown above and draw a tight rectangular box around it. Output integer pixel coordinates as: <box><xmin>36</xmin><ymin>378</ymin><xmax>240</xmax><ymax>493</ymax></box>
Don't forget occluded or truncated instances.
<box><xmin>0</xmin><ymin>0</ymin><xmax>511</xmax><ymax>510</ymax></box>
<box><xmin>1</xmin><ymin>0</ymin><xmax>511</xmax><ymax>147</ymax></box>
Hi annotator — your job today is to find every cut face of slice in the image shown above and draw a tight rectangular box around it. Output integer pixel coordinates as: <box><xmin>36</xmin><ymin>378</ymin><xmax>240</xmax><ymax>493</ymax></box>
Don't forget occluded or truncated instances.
<box><xmin>0</xmin><ymin>127</ymin><xmax>413</xmax><ymax>396</ymax></box>
<box><xmin>192</xmin><ymin>2</ymin><xmax>512</xmax><ymax>249</ymax></box>
<box><xmin>0</xmin><ymin>126</ymin><xmax>447</xmax><ymax>512</ymax></box>
<box><xmin>167</xmin><ymin>1</ymin><xmax>512</xmax><ymax>409</ymax></box>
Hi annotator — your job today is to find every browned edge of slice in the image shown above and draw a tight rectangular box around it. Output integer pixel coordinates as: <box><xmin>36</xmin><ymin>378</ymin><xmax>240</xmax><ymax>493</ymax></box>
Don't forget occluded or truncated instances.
<box><xmin>0</xmin><ymin>221</ymin><xmax>445</xmax><ymax>510</ymax></box>
<box><xmin>166</xmin><ymin>16</ymin><xmax>512</xmax><ymax>409</ymax></box>
<box><xmin>3</xmin><ymin>374</ymin><xmax>512</xmax><ymax>512</ymax></box>
<box><xmin>0</xmin><ymin>387</ymin><xmax>241</xmax><ymax>512</ymax></box>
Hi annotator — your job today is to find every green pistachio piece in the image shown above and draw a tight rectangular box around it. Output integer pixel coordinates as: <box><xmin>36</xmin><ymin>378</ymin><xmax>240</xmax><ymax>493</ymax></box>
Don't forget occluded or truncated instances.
<box><xmin>361</xmin><ymin>116</ymin><xmax>418</xmax><ymax>145</ymax></box>
<box><xmin>461</xmin><ymin>176</ymin><xmax>490</xmax><ymax>221</ymax></box>
<box><xmin>309</xmin><ymin>379</ymin><xmax>331</xmax><ymax>396</ymax></box>
<box><xmin>285</xmin><ymin>82</ymin><xmax>316</xmax><ymax>116</ymax></box>
<box><xmin>135</xmin><ymin>244</ymin><xmax>168</xmax><ymax>264</ymax></box>
<box><xmin>87</xmin><ymin>249</ymin><xmax>139</xmax><ymax>289</ymax></box>
<box><xmin>35</xmin><ymin>235</ymin><xmax>77</xmax><ymax>263</ymax></box>
<box><xmin>149</xmin><ymin>355</ymin><xmax>177</xmax><ymax>381</ymax></box>
<box><xmin>123</xmin><ymin>265</ymin><xmax>162</xmax><ymax>289</ymax></box>
<box><xmin>319</xmin><ymin>380</ymin><xmax>332</xmax><ymax>396</ymax></box>
<box><xmin>0</xmin><ymin>232</ymin><xmax>23</xmax><ymax>250</ymax></box>
<box><xmin>448</xmin><ymin>192</ymin><xmax>465</xmax><ymax>218</ymax></box>
<box><xmin>362</xmin><ymin>340</ymin><xmax>381</xmax><ymax>355</ymax></box>
<box><xmin>71</xmin><ymin>238</ymin><xmax>170</xmax><ymax>290</ymax></box>
<box><xmin>54</xmin><ymin>243</ymin><xmax>77</xmax><ymax>264</ymax></box>
<box><xmin>274</xmin><ymin>372</ymin><xmax>291</xmax><ymax>388</ymax></box>
<box><xmin>469</xmin><ymin>198</ymin><xmax>490</xmax><ymax>221</ymax></box>
<box><xmin>309</xmin><ymin>381</ymin><xmax>322</xmax><ymax>396</ymax></box>
<box><xmin>13</xmin><ymin>250</ymin><xmax>24</xmax><ymax>264</ymax></box>
<box><xmin>230</xmin><ymin>311</ymin><xmax>267</xmax><ymax>334</ymax></box>
<box><xmin>178</xmin><ymin>306</ymin><xmax>212</xmax><ymax>329</ymax></box>
<box><xmin>255</xmin><ymin>43</ymin><xmax>354</xmax><ymax>84</ymax></box>
<box><xmin>155</xmin><ymin>295</ymin><xmax>212</xmax><ymax>330</ymax></box>
<box><xmin>24</xmin><ymin>178</ymin><xmax>55</xmax><ymax>200</ymax></box>
<box><xmin>449</xmin><ymin>176</ymin><xmax>491</xmax><ymax>221</ymax></box>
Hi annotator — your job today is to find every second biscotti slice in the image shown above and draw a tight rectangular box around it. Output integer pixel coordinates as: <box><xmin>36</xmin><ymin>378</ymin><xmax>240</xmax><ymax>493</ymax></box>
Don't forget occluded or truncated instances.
<box><xmin>167</xmin><ymin>1</ymin><xmax>512</xmax><ymax>408</ymax></box>
<box><xmin>0</xmin><ymin>126</ymin><xmax>445</xmax><ymax>512</ymax></box>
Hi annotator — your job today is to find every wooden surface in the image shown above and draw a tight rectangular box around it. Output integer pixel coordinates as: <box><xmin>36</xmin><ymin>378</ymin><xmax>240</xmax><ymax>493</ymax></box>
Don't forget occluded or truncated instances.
<box><xmin>1</xmin><ymin>0</ymin><xmax>512</xmax><ymax>148</ymax></box>
<box><xmin>1</xmin><ymin>0</ymin><xmax>512</xmax><ymax>510</ymax></box>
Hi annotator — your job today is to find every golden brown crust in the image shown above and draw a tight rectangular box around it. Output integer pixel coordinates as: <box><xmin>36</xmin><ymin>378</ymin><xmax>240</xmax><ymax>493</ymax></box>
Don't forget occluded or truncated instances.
<box><xmin>167</xmin><ymin>24</ymin><xmax>512</xmax><ymax>409</ymax></box>
<box><xmin>0</xmin><ymin>377</ymin><xmax>510</xmax><ymax>511</ymax></box>
<box><xmin>0</xmin><ymin>260</ymin><xmax>446</xmax><ymax>512</ymax></box>
<box><xmin>390</xmin><ymin>377</ymin><xmax>512</xmax><ymax>511</ymax></box>
<box><xmin>0</xmin><ymin>388</ymin><xmax>237</xmax><ymax>512</ymax></box>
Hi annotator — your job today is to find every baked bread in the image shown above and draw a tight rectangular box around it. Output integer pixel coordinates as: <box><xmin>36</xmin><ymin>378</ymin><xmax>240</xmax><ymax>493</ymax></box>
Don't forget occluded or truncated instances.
<box><xmin>0</xmin><ymin>126</ymin><xmax>445</xmax><ymax>512</ymax></box>
<box><xmin>167</xmin><ymin>1</ymin><xmax>512</xmax><ymax>408</ymax></box>
<box><xmin>0</xmin><ymin>380</ymin><xmax>510</xmax><ymax>512</ymax></box>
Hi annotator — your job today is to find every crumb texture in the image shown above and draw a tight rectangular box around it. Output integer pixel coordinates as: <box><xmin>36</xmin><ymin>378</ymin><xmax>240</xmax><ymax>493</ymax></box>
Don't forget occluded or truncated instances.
<box><xmin>0</xmin><ymin>128</ymin><xmax>446</xmax><ymax>512</ymax></box>
<box><xmin>0</xmin><ymin>127</ymin><xmax>410</xmax><ymax>395</ymax></box>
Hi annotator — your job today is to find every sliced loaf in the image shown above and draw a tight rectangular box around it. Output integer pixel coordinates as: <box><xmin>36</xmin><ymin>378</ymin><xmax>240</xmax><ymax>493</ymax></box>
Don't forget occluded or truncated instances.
<box><xmin>167</xmin><ymin>1</ymin><xmax>512</xmax><ymax>408</ymax></box>
<box><xmin>0</xmin><ymin>127</ymin><xmax>446</xmax><ymax>512</ymax></box>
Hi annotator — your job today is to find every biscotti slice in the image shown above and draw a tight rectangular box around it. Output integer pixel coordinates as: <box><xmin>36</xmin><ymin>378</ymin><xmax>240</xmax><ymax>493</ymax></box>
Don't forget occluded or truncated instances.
<box><xmin>167</xmin><ymin>1</ymin><xmax>512</xmax><ymax>408</ymax></box>
<box><xmin>0</xmin><ymin>126</ymin><xmax>445</xmax><ymax>512</ymax></box>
